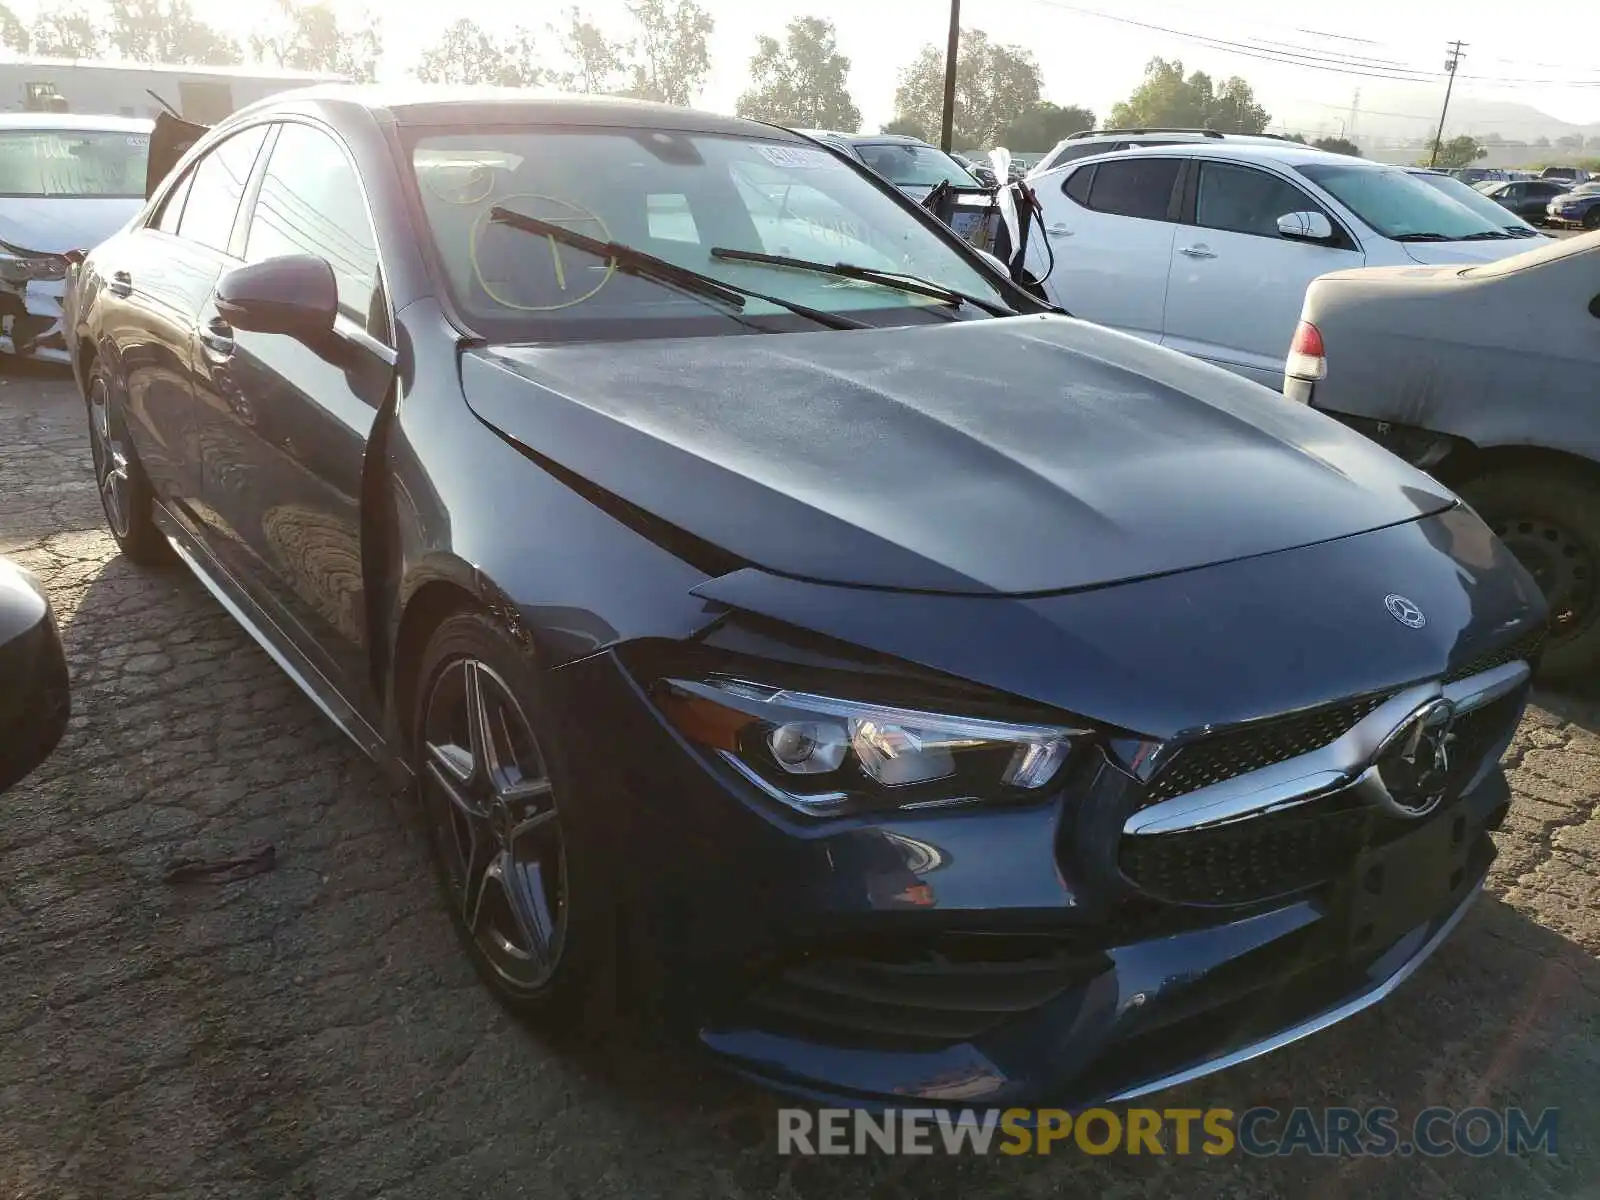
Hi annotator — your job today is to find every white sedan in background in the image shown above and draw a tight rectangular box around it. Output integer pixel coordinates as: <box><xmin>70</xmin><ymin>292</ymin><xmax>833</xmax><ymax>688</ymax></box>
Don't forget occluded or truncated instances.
<box><xmin>0</xmin><ymin>113</ymin><xmax>151</xmax><ymax>362</ymax></box>
<box><xmin>1023</xmin><ymin>141</ymin><xmax>1531</xmax><ymax>387</ymax></box>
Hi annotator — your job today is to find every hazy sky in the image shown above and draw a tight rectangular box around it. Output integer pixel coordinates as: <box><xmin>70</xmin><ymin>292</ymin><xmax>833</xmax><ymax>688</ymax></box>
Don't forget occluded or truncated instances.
<box><xmin>23</xmin><ymin>0</ymin><xmax>1600</xmax><ymax>133</ymax></box>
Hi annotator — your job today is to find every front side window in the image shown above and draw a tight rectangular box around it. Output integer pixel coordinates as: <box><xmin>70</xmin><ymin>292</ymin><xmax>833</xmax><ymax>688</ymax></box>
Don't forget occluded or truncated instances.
<box><xmin>1195</xmin><ymin>162</ymin><xmax>1325</xmax><ymax>238</ymax></box>
<box><xmin>0</xmin><ymin>129</ymin><xmax>149</xmax><ymax>197</ymax></box>
<box><xmin>245</xmin><ymin>122</ymin><xmax>382</xmax><ymax>331</ymax></box>
<box><xmin>152</xmin><ymin>167</ymin><xmax>193</xmax><ymax>233</ymax></box>
<box><xmin>1086</xmin><ymin>158</ymin><xmax>1179</xmax><ymax>221</ymax></box>
<box><xmin>177</xmin><ymin>125</ymin><xmax>268</xmax><ymax>253</ymax></box>
<box><xmin>1297</xmin><ymin>161</ymin><xmax>1507</xmax><ymax>241</ymax></box>
<box><xmin>408</xmin><ymin>127</ymin><xmax>1007</xmax><ymax>341</ymax></box>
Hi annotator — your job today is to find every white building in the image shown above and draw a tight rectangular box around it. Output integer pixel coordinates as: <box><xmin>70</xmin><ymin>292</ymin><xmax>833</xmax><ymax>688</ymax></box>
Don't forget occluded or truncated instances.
<box><xmin>0</xmin><ymin>58</ymin><xmax>346</xmax><ymax>123</ymax></box>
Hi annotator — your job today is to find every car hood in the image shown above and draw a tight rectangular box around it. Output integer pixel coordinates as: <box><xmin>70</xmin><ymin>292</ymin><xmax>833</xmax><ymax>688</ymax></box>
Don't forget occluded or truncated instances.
<box><xmin>462</xmin><ymin>316</ymin><xmax>1457</xmax><ymax>595</ymax></box>
<box><xmin>0</xmin><ymin>196</ymin><xmax>142</xmax><ymax>255</ymax></box>
<box><xmin>1400</xmin><ymin>237</ymin><xmax>1532</xmax><ymax>266</ymax></box>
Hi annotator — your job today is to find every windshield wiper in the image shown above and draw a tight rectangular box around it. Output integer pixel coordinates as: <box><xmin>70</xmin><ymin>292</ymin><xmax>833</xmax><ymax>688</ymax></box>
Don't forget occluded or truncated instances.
<box><xmin>487</xmin><ymin>207</ymin><xmax>867</xmax><ymax>331</ymax></box>
<box><xmin>1456</xmin><ymin>229</ymin><xmax>1515</xmax><ymax>241</ymax></box>
<box><xmin>1390</xmin><ymin>232</ymin><xmax>1453</xmax><ymax>242</ymax></box>
<box><xmin>707</xmin><ymin>247</ymin><xmax>1016</xmax><ymax>317</ymax></box>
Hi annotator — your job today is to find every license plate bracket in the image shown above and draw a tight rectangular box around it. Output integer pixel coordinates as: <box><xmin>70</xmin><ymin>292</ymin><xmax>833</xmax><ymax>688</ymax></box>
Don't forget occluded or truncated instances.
<box><xmin>1346</xmin><ymin>807</ymin><xmax>1473</xmax><ymax>960</ymax></box>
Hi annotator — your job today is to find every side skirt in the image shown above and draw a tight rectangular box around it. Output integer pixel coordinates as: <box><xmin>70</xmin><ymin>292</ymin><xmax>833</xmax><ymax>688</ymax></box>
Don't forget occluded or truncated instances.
<box><xmin>153</xmin><ymin>501</ymin><xmax>413</xmax><ymax>786</ymax></box>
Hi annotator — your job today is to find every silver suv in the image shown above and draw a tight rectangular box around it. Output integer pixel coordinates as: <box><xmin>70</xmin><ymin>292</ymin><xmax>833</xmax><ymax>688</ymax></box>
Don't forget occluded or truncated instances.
<box><xmin>1028</xmin><ymin>127</ymin><xmax>1298</xmax><ymax>178</ymax></box>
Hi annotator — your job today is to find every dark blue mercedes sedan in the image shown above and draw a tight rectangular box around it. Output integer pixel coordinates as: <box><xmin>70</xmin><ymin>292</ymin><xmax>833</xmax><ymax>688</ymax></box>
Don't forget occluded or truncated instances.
<box><xmin>63</xmin><ymin>87</ymin><xmax>1548</xmax><ymax>1109</ymax></box>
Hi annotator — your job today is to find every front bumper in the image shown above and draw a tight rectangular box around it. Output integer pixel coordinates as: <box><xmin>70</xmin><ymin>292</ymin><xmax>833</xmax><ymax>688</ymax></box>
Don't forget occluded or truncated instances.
<box><xmin>0</xmin><ymin>277</ymin><xmax>69</xmax><ymax>363</ymax></box>
<box><xmin>544</xmin><ymin>633</ymin><xmax>1531</xmax><ymax>1109</ymax></box>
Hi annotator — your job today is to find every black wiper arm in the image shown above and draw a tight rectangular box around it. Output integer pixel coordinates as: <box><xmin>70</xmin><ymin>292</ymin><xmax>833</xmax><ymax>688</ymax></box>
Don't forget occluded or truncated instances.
<box><xmin>487</xmin><ymin>207</ymin><xmax>866</xmax><ymax>331</ymax></box>
<box><xmin>1457</xmin><ymin>229</ymin><xmax>1514</xmax><ymax>240</ymax></box>
<box><xmin>1390</xmin><ymin>232</ymin><xmax>1452</xmax><ymax>242</ymax></box>
<box><xmin>707</xmin><ymin>247</ymin><xmax>1016</xmax><ymax>317</ymax></box>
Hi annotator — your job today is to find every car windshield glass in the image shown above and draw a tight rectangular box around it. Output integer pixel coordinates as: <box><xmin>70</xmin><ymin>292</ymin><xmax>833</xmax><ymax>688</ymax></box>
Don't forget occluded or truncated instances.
<box><xmin>0</xmin><ymin>128</ymin><xmax>149</xmax><ymax>197</ymax></box>
<box><xmin>408</xmin><ymin>127</ymin><xmax>1006</xmax><ymax>340</ymax></box>
<box><xmin>1299</xmin><ymin>162</ymin><xmax>1505</xmax><ymax>240</ymax></box>
<box><xmin>853</xmin><ymin>142</ymin><xmax>974</xmax><ymax>187</ymax></box>
<box><xmin>1414</xmin><ymin>173</ymin><xmax>1538</xmax><ymax>231</ymax></box>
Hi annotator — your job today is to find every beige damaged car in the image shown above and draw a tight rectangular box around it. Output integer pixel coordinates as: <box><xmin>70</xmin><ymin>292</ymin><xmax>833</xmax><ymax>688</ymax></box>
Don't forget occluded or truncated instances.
<box><xmin>1284</xmin><ymin>232</ymin><xmax>1599</xmax><ymax>682</ymax></box>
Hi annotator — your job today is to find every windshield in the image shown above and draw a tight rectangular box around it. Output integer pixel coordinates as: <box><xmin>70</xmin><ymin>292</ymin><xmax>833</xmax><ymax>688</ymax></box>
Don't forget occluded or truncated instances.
<box><xmin>409</xmin><ymin>128</ymin><xmax>1006</xmax><ymax>340</ymax></box>
<box><xmin>1298</xmin><ymin>162</ymin><xmax>1506</xmax><ymax>240</ymax></box>
<box><xmin>852</xmin><ymin>142</ymin><xmax>975</xmax><ymax>188</ymax></box>
<box><xmin>1412</xmin><ymin>173</ymin><xmax>1538</xmax><ymax>232</ymax></box>
<box><xmin>0</xmin><ymin>129</ymin><xmax>149</xmax><ymax>197</ymax></box>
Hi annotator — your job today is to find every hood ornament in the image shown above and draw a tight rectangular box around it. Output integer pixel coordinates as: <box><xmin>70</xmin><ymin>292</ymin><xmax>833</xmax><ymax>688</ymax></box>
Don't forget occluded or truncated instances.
<box><xmin>1385</xmin><ymin>594</ymin><xmax>1426</xmax><ymax>629</ymax></box>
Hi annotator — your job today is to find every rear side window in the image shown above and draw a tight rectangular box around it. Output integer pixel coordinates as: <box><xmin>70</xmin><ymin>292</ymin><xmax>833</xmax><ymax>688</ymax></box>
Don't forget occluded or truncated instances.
<box><xmin>177</xmin><ymin>126</ymin><xmax>268</xmax><ymax>253</ymax></box>
<box><xmin>1062</xmin><ymin>165</ymin><xmax>1094</xmax><ymax>206</ymax></box>
<box><xmin>1086</xmin><ymin>158</ymin><xmax>1179</xmax><ymax>221</ymax></box>
<box><xmin>1195</xmin><ymin>162</ymin><xmax>1324</xmax><ymax>238</ymax></box>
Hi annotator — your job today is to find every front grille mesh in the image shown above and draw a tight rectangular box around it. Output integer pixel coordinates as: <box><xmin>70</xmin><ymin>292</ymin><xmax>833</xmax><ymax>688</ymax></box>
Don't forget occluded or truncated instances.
<box><xmin>1445</xmin><ymin>627</ymin><xmax>1546</xmax><ymax>684</ymax></box>
<box><xmin>1143</xmin><ymin>693</ymin><xmax>1390</xmax><ymax>806</ymax></box>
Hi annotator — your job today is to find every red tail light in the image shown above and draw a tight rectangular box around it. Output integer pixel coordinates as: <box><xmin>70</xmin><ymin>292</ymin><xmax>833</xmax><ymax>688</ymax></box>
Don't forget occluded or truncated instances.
<box><xmin>1286</xmin><ymin>320</ymin><xmax>1326</xmax><ymax>381</ymax></box>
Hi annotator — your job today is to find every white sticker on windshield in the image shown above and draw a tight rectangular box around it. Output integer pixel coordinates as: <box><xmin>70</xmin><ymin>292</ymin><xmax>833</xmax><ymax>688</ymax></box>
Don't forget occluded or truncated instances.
<box><xmin>756</xmin><ymin>145</ymin><xmax>838</xmax><ymax>170</ymax></box>
<box><xmin>126</xmin><ymin>135</ymin><xmax>149</xmax><ymax>147</ymax></box>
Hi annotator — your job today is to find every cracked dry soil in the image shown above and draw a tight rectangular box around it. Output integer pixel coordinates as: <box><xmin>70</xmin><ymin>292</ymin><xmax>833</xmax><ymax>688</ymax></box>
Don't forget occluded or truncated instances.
<box><xmin>0</xmin><ymin>368</ymin><xmax>1596</xmax><ymax>1199</ymax></box>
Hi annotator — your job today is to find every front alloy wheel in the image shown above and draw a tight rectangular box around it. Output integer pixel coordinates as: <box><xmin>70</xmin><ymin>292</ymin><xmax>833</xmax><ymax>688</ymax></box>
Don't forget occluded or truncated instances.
<box><xmin>420</xmin><ymin>654</ymin><xmax>568</xmax><ymax>994</ymax></box>
<box><xmin>84</xmin><ymin>367</ymin><xmax>167</xmax><ymax>565</ymax></box>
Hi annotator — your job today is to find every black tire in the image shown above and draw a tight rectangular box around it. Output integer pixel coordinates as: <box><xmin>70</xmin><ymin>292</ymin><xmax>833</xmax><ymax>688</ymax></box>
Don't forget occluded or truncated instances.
<box><xmin>1585</xmin><ymin>209</ymin><xmax>1600</xmax><ymax>231</ymax></box>
<box><xmin>84</xmin><ymin>360</ymin><xmax>169</xmax><ymax>565</ymax></box>
<box><xmin>410</xmin><ymin>609</ymin><xmax>619</xmax><ymax>1029</ymax></box>
<box><xmin>1462</xmin><ymin>466</ymin><xmax>1600</xmax><ymax>684</ymax></box>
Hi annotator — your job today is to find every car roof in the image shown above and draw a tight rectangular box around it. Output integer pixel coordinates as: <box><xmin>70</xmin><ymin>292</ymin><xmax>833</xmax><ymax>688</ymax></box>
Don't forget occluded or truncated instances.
<box><xmin>810</xmin><ymin>132</ymin><xmax>936</xmax><ymax>149</ymax></box>
<box><xmin>239</xmin><ymin>85</ymin><xmax>808</xmax><ymax>141</ymax></box>
<box><xmin>0</xmin><ymin>112</ymin><xmax>153</xmax><ymax>133</ymax></box>
<box><xmin>1058</xmin><ymin>140</ymin><xmax>1371</xmax><ymax>173</ymax></box>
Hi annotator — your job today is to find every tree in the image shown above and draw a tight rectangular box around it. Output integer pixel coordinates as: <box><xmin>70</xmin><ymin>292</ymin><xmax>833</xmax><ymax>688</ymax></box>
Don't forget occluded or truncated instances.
<box><xmin>736</xmin><ymin>17</ymin><xmax>860</xmax><ymax>132</ymax></box>
<box><xmin>107</xmin><ymin>0</ymin><xmax>240</xmax><ymax>65</ymax></box>
<box><xmin>888</xmin><ymin>28</ymin><xmax>1042</xmax><ymax>149</ymax></box>
<box><xmin>415</xmin><ymin>18</ymin><xmax>511</xmax><ymax>85</ymax></box>
<box><xmin>0</xmin><ymin>2</ymin><xmax>28</xmax><ymax>51</ymax></box>
<box><xmin>1534</xmin><ymin>135</ymin><xmax>1552</xmax><ymax>148</ymax></box>
<box><xmin>1312</xmin><ymin>136</ymin><xmax>1361</xmax><ymax>156</ymax></box>
<box><xmin>1108</xmin><ymin>57</ymin><xmax>1269</xmax><ymax>134</ymax></box>
<box><xmin>31</xmin><ymin>7</ymin><xmax>104</xmax><ymax>58</ymax></box>
<box><xmin>880</xmin><ymin>115</ymin><xmax>932</xmax><ymax>140</ymax></box>
<box><xmin>995</xmin><ymin>101</ymin><xmax>1094</xmax><ymax>153</ymax></box>
<box><xmin>1555</xmin><ymin>134</ymin><xmax>1583</xmax><ymax>151</ymax></box>
<box><xmin>1427</xmin><ymin>133</ymin><xmax>1486</xmax><ymax>169</ymax></box>
<box><xmin>1285</xmin><ymin>132</ymin><xmax>1307</xmax><ymax>144</ymax></box>
<box><xmin>553</xmin><ymin>6</ymin><xmax>626</xmax><ymax>93</ymax></box>
<box><xmin>619</xmin><ymin>0</ymin><xmax>713</xmax><ymax>106</ymax></box>
<box><xmin>251</xmin><ymin>0</ymin><xmax>383</xmax><ymax>82</ymax></box>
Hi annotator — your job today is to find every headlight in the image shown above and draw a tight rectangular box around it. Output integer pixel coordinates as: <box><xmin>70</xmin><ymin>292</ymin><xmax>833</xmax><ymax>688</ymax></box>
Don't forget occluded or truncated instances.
<box><xmin>659</xmin><ymin>677</ymin><xmax>1088</xmax><ymax>817</ymax></box>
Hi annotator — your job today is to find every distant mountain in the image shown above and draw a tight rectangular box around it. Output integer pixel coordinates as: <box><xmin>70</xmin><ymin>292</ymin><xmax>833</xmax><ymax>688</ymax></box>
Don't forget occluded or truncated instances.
<box><xmin>1277</xmin><ymin>88</ymin><xmax>1600</xmax><ymax>145</ymax></box>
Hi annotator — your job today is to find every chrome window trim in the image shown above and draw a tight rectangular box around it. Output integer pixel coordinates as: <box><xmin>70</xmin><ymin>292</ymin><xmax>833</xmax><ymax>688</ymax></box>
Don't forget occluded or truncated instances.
<box><xmin>1124</xmin><ymin>660</ymin><xmax>1530</xmax><ymax>838</ymax></box>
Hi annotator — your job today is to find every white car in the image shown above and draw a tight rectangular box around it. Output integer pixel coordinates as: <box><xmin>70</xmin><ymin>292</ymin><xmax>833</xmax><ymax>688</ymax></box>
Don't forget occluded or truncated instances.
<box><xmin>1027</xmin><ymin>127</ymin><xmax>1299</xmax><ymax>179</ymax></box>
<box><xmin>1024</xmin><ymin>142</ymin><xmax>1533</xmax><ymax>387</ymax></box>
<box><xmin>0</xmin><ymin>113</ymin><xmax>151</xmax><ymax>362</ymax></box>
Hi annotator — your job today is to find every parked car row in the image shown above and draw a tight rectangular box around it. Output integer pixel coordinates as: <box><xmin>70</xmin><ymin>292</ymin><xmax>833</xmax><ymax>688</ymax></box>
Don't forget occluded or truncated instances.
<box><xmin>0</xmin><ymin>93</ymin><xmax>1581</xmax><ymax>1116</ymax></box>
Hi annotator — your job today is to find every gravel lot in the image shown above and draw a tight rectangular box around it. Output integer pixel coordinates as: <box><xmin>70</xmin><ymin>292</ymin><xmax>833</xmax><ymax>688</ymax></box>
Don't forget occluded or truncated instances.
<box><xmin>1</xmin><ymin>367</ymin><xmax>1596</xmax><ymax>1199</ymax></box>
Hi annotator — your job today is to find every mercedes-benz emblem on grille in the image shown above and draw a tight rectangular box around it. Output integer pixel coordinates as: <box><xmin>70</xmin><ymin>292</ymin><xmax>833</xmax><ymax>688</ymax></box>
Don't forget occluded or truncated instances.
<box><xmin>1370</xmin><ymin>698</ymin><xmax>1455</xmax><ymax>818</ymax></box>
<box><xmin>1384</xmin><ymin>594</ymin><xmax>1426</xmax><ymax>628</ymax></box>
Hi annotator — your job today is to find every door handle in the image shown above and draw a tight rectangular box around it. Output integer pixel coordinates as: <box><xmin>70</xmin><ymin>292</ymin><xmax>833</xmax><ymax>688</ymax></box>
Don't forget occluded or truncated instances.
<box><xmin>1047</xmin><ymin>224</ymin><xmax>1074</xmax><ymax>238</ymax></box>
<box><xmin>1179</xmin><ymin>245</ymin><xmax>1217</xmax><ymax>259</ymax></box>
<box><xmin>199</xmin><ymin>317</ymin><xmax>235</xmax><ymax>362</ymax></box>
<box><xmin>108</xmin><ymin>270</ymin><xmax>133</xmax><ymax>297</ymax></box>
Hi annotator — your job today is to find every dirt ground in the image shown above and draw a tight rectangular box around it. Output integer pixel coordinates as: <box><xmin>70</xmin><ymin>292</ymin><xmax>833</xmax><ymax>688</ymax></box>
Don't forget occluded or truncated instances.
<box><xmin>1</xmin><ymin>367</ymin><xmax>1596</xmax><ymax>1199</ymax></box>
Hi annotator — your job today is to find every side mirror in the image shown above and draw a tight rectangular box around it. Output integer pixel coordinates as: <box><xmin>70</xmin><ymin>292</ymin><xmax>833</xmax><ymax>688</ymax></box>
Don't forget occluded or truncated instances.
<box><xmin>0</xmin><ymin>559</ymin><xmax>69</xmax><ymax>795</ymax></box>
<box><xmin>215</xmin><ymin>254</ymin><xmax>337</xmax><ymax>340</ymax></box>
<box><xmin>1277</xmin><ymin>211</ymin><xmax>1336</xmax><ymax>243</ymax></box>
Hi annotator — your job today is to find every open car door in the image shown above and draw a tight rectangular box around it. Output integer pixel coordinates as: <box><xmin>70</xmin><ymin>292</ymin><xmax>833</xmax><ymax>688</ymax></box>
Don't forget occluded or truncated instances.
<box><xmin>146</xmin><ymin>110</ymin><xmax>209</xmax><ymax>199</ymax></box>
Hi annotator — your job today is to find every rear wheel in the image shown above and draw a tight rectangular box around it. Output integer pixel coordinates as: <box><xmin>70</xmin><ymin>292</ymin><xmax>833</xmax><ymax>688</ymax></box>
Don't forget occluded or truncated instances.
<box><xmin>1462</xmin><ymin>466</ymin><xmax>1600</xmax><ymax>684</ymax></box>
<box><xmin>410</xmin><ymin>610</ymin><xmax>618</xmax><ymax>1026</ymax></box>
<box><xmin>84</xmin><ymin>362</ymin><xmax>168</xmax><ymax>565</ymax></box>
<box><xmin>1584</xmin><ymin>208</ymin><xmax>1600</xmax><ymax>230</ymax></box>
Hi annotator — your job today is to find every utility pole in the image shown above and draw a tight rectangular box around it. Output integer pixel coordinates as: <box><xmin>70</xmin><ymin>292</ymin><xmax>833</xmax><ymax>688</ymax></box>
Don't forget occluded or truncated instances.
<box><xmin>940</xmin><ymin>0</ymin><xmax>960</xmax><ymax>152</ymax></box>
<box><xmin>1429</xmin><ymin>41</ymin><xmax>1467</xmax><ymax>167</ymax></box>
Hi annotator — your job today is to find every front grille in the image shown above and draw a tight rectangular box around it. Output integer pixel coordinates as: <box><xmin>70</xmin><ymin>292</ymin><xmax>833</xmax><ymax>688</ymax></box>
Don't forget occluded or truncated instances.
<box><xmin>1121</xmin><ymin>683</ymin><xmax>1527</xmax><ymax>908</ymax></box>
<box><xmin>1445</xmin><ymin>627</ymin><xmax>1545</xmax><ymax>684</ymax></box>
<box><xmin>1142</xmin><ymin>693</ymin><xmax>1391</xmax><ymax>806</ymax></box>
<box><xmin>741</xmin><ymin>936</ymin><xmax>1108</xmax><ymax>1049</ymax></box>
<box><xmin>1120</xmin><ymin>802</ymin><xmax>1372</xmax><ymax>906</ymax></box>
